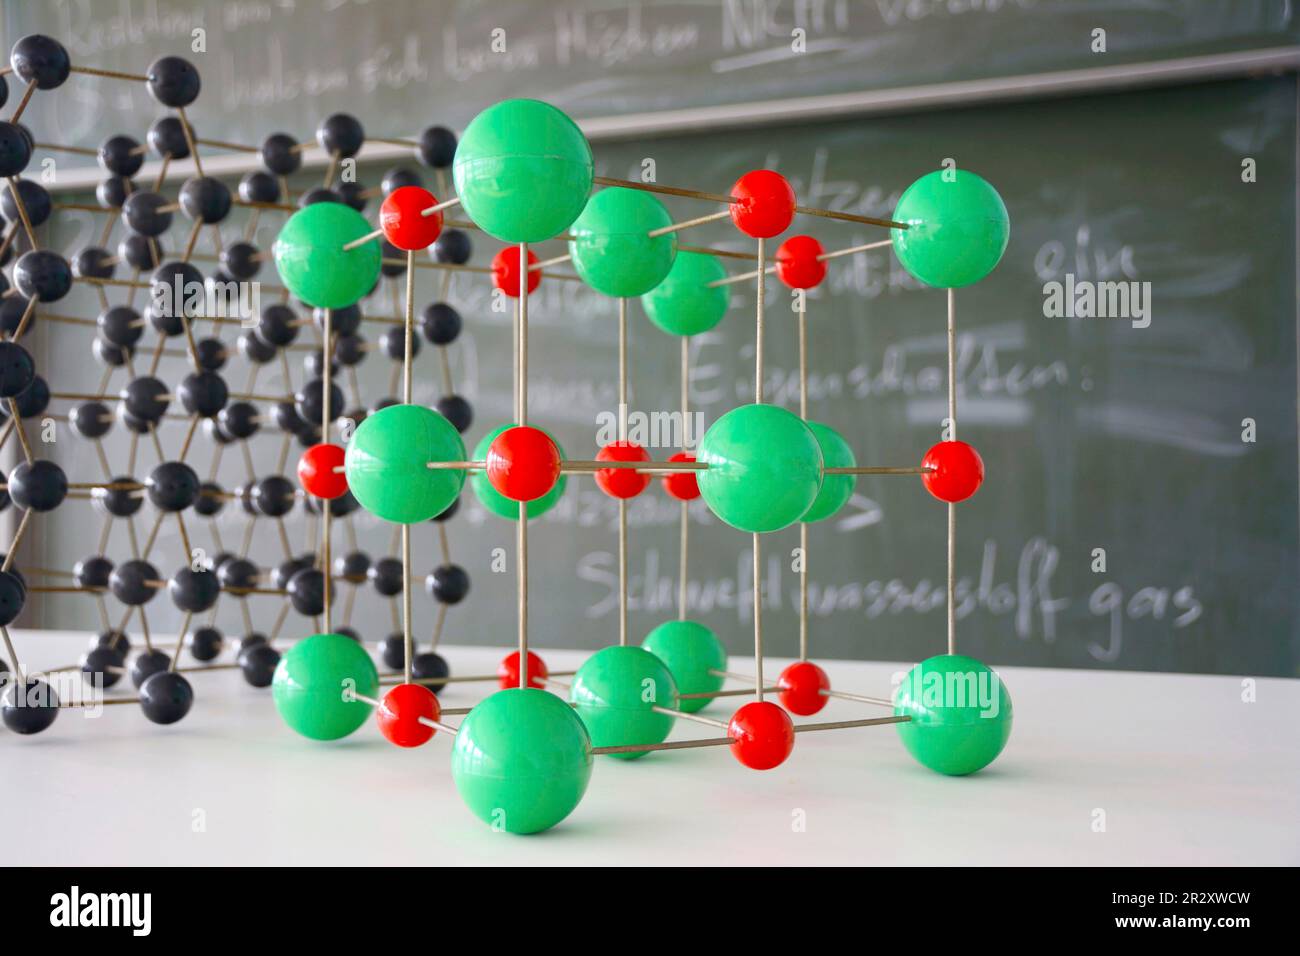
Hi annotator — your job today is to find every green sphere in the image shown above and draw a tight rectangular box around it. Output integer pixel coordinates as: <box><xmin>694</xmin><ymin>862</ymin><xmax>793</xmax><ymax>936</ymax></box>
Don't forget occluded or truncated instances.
<box><xmin>273</xmin><ymin>202</ymin><xmax>382</xmax><ymax>309</ymax></box>
<box><xmin>641</xmin><ymin>620</ymin><xmax>726</xmax><ymax>714</ymax></box>
<box><xmin>470</xmin><ymin>423</ymin><xmax>567</xmax><ymax>520</ymax></box>
<box><xmin>345</xmin><ymin>404</ymin><xmax>466</xmax><ymax>524</ymax></box>
<box><xmin>697</xmin><ymin>403</ymin><xmax>823</xmax><ymax>533</ymax></box>
<box><xmin>570</xmin><ymin>645</ymin><xmax>678</xmax><ymax>759</ymax></box>
<box><xmin>801</xmin><ymin>422</ymin><xmax>855</xmax><ymax>523</ymax></box>
<box><xmin>451</xmin><ymin>688</ymin><xmax>593</xmax><ymax>834</ymax></box>
<box><xmin>452</xmin><ymin>99</ymin><xmax>593</xmax><ymax>243</ymax></box>
<box><xmin>568</xmin><ymin>187</ymin><xmax>676</xmax><ymax>297</ymax></box>
<box><xmin>894</xmin><ymin>654</ymin><xmax>1013</xmax><ymax>775</ymax></box>
<box><xmin>640</xmin><ymin>251</ymin><xmax>729</xmax><ymax>336</ymax></box>
<box><xmin>891</xmin><ymin>169</ymin><xmax>1010</xmax><ymax>288</ymax></box>
<box><xmin>272</xmin><ymin>632</ymin><xmax>378</xmax><ymax>741</ymax></box>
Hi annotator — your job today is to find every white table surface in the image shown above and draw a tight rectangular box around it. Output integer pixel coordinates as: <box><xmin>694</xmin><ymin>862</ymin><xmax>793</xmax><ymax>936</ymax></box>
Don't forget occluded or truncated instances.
<box><xmin>3</xmin><ymin>631</ymin><xmax>1297</xmax><ymax>866</ymax></box>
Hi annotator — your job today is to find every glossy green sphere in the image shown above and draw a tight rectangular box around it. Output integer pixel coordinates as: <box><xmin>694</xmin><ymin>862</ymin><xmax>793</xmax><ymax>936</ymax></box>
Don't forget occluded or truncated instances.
<box><xmin>451</xmin><ymin>688</ymin><xmax>593</xmax><ymax>834</ymax></box>
<box><xmin>345</xmin><ymin>404</ymin><xmax>466</xmax><ymax>524</ymax></box>
<box><xmin>272</xmin><ymin>632</ymin><xmax>378</xmax><ymax>740</ymax></box>
<box><xmin>640</xmin><ymin>251</ymin><xmax>729</xmax><ymax>336</ymax></box>
<box><xmin>568</xmin><ymin>187</ymin><xmax>676</xmax><ymax>297</ymax></box>
<box><xmin>801</xmin><ymin>421</ymin><xmax>855</xmax><ymax>523</ymax></box>
<box><xmin>894</xmin><ymin>654</ymin><xmax>1013</xmax><ymax>775</ymax></box>
<box><xmin>891</xmin><ymin>169</ymin><xmax>1009</xmax><ymax>288</ymax></box>
<box><xmin>470</xmin><ymin>423</ymin><xmax>567</xmax><ymax>520</ymax></box>
<box><xmin>697</xmin><ymin>403</ymin><xmax>823</xmax><ymax>532</ymax></box>
<box><xmin>641</xmin><ymin>620</ymin><xmax>726</xmax><ymax>714</ymax></box>
<box><xmin>452</xmin><ymin>99</ymin><xmax>593</xmax><ymax>243</ymax></box>
<box><xmin>570</xmin><ymin>645</ymin><xmax>678</xmax><ymax>759</ymax></box>
<box><xmin>273</xmin><ymin>202</ymin><xmax>382</xmax><ymax>309</ymax></box>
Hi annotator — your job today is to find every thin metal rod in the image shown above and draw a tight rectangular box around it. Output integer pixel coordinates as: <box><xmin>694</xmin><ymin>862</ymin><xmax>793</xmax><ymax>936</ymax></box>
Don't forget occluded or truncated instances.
<box><xmin>821</xmin><ymin>688</ymin><xmax>895</xmax><ymax>707</ymax></box>
<box><xmin>646</xmin><ymin>209</ymin><xmax>731</xmax><ymax>237</ymax></box>
<box><xmin>755</xmin><ymin>236</ymin><xmax>765</xmax><ymax>403</ymax></box>
<box><xmin>321</xmin><ymin>307</ymin><xmax>333</xmax><ymax>631</ymax></box>
<box><xmin>516</xmin><ymin>243</ymin><xmax>529</xmax><ymax>688</ymax></box>
<box><xmin>752</xmin><ymin>534</ymin><xmax>763</xmax><ymax>700</ymax></box>
<box><xmin>592</xmin><ymin>736</ymin><xmax>733</xmax><ymax>756</ymax></box>
<box><xmin>402</xmin><ymin>524</ymin><xmax>413</xmax><ymax>685</ymax></box>
<box><xmin>3</xmin><ymin>508</ymin><xmax>33</xmax><ymax>572</ymax></box>
<box><xmin>793</xmin><ymin>715</ymin><xmax>911</xmax><ymax>732</ymax></box>
<box><xmin>947</xmin><ymin>287</ymin><xmax>957</xmax><ymax>656</ymax></box>
<box><xmin>651</xmin><ymin>704</ymin><xmax>728</xmax><ymax>729</ymax></box>
<box><xmin>403</xmin><ymin>249</ymin><xmax>415</xmax><ymax>403</ymax></box>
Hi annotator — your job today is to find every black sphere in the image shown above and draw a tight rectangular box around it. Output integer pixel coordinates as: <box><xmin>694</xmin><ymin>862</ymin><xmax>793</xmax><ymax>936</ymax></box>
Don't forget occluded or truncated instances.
<box><xmin>118</xmin><ymin>232</ymin><xmax>160</xmax><ymax>271</ymax></box>
<box><xmin>252</xmin><ymin>475</ymin><xmax>296</xmax><ymax>518</ymax></box>
<box><xmin>98</xmin><ymin>134</ymin><xmax>143</xmax><ymax>177</ymax></box>
<box><xmin>368</xmin><ymin>557</ymin><xmax>404</xmax><ymax>597</ymax></box>
<box><xmin>152</xmin><ymin>260</ymin><xmax>205</xmax><ymax>318</ymax></box>
<box><xmin>97</xmin><ymin>175</ymin><xmax>134</xmax><ymax>210</ymax></box>
<box><xmin>0</xmin><ymin>294</ymin><xmax>32</xmax><ymax>338</ymax></box>
<box><xmin>295</xmin><ymin>377</ymin><xmax>343</xmax><ymax>427</ymax></box>
<box><xmin>203</xmin><ymin>417</ymin><xmax>234</xmax><ymax>445</ymax></box>
<box><xmin>130</xmin><ymin>648</ymin><xmax>171</xmax><ymax>689</ymax></box>
<box><xmin>239</xmin><ymin>170</ymin><xmax>279</xmax><ymax>205</ymax></box>
<box><xmin>272</xmin><ymin>554</ymin><xmax>314</xmax><ymax>591</ymax></box>
<box><xmin>217</xmin><ymin>557</ymin><xmax>259</xmax><ymax>593</ymax></box>
<box><xmin>97</xmin><ymin>305</ymin><xmax>143</xmax><ymax>348</ymax></box>
<box><xmin>302</xmin><ymin>351</ymin><xmax>338</xmax><ymax>381</ymax></box>
<box><xmin>239</xmin><ymin>641</ymin><xmax>280</xmax><ymax>687</ymax></box>
<box><xmin>412</xmin><ymin>652</ymin><xmax>450</xmax><ymax>693</ymax></box>
<box><xmin>299</xmin><ymin>186</ymin><xmax>342</xmax><ymax>206</ymax></box>
<box><xmin>0</xmin><ymin>120</ymin><xmax>32</xmax><ymax>178</ymax></box>
<box><xmin>190</xmin><ymin>626</ymin><xmax>223</xmax><ymax>662</ymax></box>
<box><xmin>221</xmin><ymin>240</ymin><xmax>261</xmax><ymax>280</ymax></box>
<box><xmin>1</xmin><ymin>678</ymin><xmax>59</xmax><ymax>734</ymax></box>
<box><xmin>436</xmin><ymin>394</ymin><xmax>473</xmax><ymax>433</ymax></box>
<box><xmin>256</xmin><ymin>303</ymin><xmax>298</xmax><ymax>348</ymax></box>
<box><xmin>147</xmin><ymin>461</ymin><xmax>200</xmax><ymax>511</ymax></box>
<box><xmin>93</xmin><ymin>336</ymin><xmax>133</xmax><ymax>368</ymax></box>
<box><xmin>121</xmin><ymin>190</ymin><xmax>172</xmax><ymax>237</ymax></box>
<box><xmin>73</xmin><ymin>246</ymin><xmax>116</xmax><ymax>281</ymax></box>
<box><xmin>7</xmin><ymin>373</ymin><xmax>48</xmax><ymax>418</ymax></box>
<box><xmin>81</xmin><ymin>646</ymin><xmax>123</xmax><ymax>689</ymax></box>
<box><xmin>421</xmin><ymin>302</ymin><xmax>462</xmax><ymax>345</ymax></box>
<box><xmin>0</xmin><ymin>568</ymin><xmax>26</xmax><ymax>626</ymax></box>
<box><xmin>169</xmin><ymin>567</ymin><xmax>219</xmax><ymax>612</ymax></box>
<box><xmin>194</xmin><ymin>482</ymin><xmax>225</xmax><ymax>517</ymax></box>
<box><xmin>10</xmin><ymin>35</ymin><xmax>71</xmax><ymax>89</ymax></box>
<box><xmin>14</xmin><ymin>249</ymin><xmax>71</xmax><ymax>302</ymax></box>
<box><xmin>433</xmin><ymin>228</ymin><xmax>472</xmax><ymax>266</ymax></box>
<box><xmin>111</xmin><ymin>559</ymin><xmax>160</xmax><ymax>606</ymax></box>
<box><xmin>218</xmin><ymin>401</ymin><xmax>259</xmax><ymax>440</ymax></box>
<box><xmin>179</xmin><ymin>175</ymin><xmax>231</xmax><ymax>223</ymax></box>
<box><xmin>94</xmin><ymin>629</ymin><xmax>131</xmax><ymax>658</ymax></box>
<box><xmin>334</xmin><ymin>626</ymin><xmax>361</xmax><ymax>642</ymax></box>
<box><xmin>338</xmin><ymin>181</ymin><xmax>367</xmax><ymax>212</ymax></box>
<box><xmin>334</xmin><ymin>550</ymin><xmax>371</xmax><ymax>582</ymax></box>
<box><xmin>146</xmin><ymin>55</ymin><xmax>200</xmax><ymax>107</ymax></box>
<box><xmin>379</xmin><ymin>634</ymin><xmax>405</xmax><ymax>670</ymax></box>
<box><xmin>316</xmin><ymin>303</ymin><xmax>361</xmax><ymax>335</ymax></box>
<box><xmin>379</xmin><ymin>326</ymin><xmax>419</xmax><ymax>361</ymax></box>
<box><xmin>261</xmin><ymin>132</ymin><xmax>301</xmax><ymax>176</ymax></box>
<box><xmin>0</xmin><ymin>471</ymin><xmax>8</xmax><ymax>513</ymax></box>
<box><xmin>432</xmin><ymin>496</ymin><xmax>460</xmax><ymax>523</ymax></box>
<box><xmin>426</xmin><ymin>563</ymin><xmax>470</xmax><ymax>605</ymax></box>
<box><xmin>236</xmin><ymin>481</ymin><xmax>258</xmax><ymax>517</ymax></box>
<box><xmin>417</xmin><ymin>126</ymin><xmax>457</xmax><ymax>168</ymax></box>
<box><xmin>0</xmin><ymin>341</ymin><xmax>35</xmax><ymax>398</ymax></box>
<box><xmin>178</xmin><ymin>370</ymin><xmax>229</xmax><ymax>418</ymax></box>
<box><xmin>118</xmin><ymin>408</ymin><xmax>154</xmax><ymax>435</ymax></box>
<box><xmin>139</xmin><ymin>670</ymin><xmax>194</xmax><ymax>724</ymax></box>
<box><xmin>382</xmin><ymin>167</ymin><xmax>423</xmax><ymax>194</ymax></box>
<box><xmin>2</xmin><ymin>179</ymin><xmax>52</xmax><ymax>227</ymax></box>
<box><xmin>75</xmin><ymin>555</ymin><xmax>114</xmax><ymax>589</ymax></box>
<box><xmin>287</xmin><ymin>567</ymin><xmax>325</xmax><ymax>616</ymax></box>
<box><xmin>195</xmin><ymin>337</ymin><xmax>227</xmax><ymax>371</ymax></box>
<box><xmin>92</xmin><ymin>474</ymin><xmax>142</xmax><ymax>518</ymax></box>
<box><xmin>121</xmin><ymin>375</ymin><xmax>170</xmax><ymax>421</ymax></box>
<box><xmin>148</xmin><ymin>115</ymin><xmax>190</xmax><ymax>159</ymax></box>
<box><xmin>238</xmin><ymin>331</ymin><xmax>277</xmax><ymax>364</ymax></box>
<box><xmin>335</xmin><ymin>333</ymin><xmax>366</xmax><ymax>367</ymax></box>
<box><xmin>317</xmin><ymin>113</ymin><xmax>365</xmax><ymax>158</ymax></box>
<box><xmin>8</xmin><ymin>459</ymin><xmax>66</xmax><ymax>512</ymax></box>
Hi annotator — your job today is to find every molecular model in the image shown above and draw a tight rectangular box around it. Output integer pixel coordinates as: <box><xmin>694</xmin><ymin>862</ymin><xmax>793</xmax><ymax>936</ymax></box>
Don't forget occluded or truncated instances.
<box><xmin>0</xmin><ymin>36</ymin><xmax>474</xmax><ymax>731</ymax></box>
<box><xmin>0</xmin><ymin>35</ymin><xmax>1015</xmax><ymax>837</ymax></box>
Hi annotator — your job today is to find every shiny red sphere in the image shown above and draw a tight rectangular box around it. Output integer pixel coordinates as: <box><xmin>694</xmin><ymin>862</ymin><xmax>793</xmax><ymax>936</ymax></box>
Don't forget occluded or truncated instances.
<box><xmin>660</xmin><ymin>451</ymin><xmax>700</xmax><ymax>501</ymax></box>
<box><xmin>376</xmin><ymin>682</ymin><xmax>440</xmax><ymax>747</ymax></box>
<box><xmin>498</xmin><ymin>650</ymin><xmax>548</xmax><ymax>690</ymax></box>
<box><xmin>486</xmin><ymin>426</ymin><xmax>561</xmax><ymax>502</ymax></box>
<box><xmin>777</xmin><ymin>661</ymin><xmax>830</xmax><ymax>716</ymax></box>
<box><xmin>297</xmin><ymin>442</ymin><xmax>348</xmax><ymax>499</ymax></box>
<box><xmin>729</xmin><ymin>169</ymin><xmax>797</xmax><ymax>239</ymax></box>
<box><xmin>921</xmin><ymin>440</ymin><xmax>985</xmax><ymax>503</ymax></box>
<box><xmin>595</xmin><ymin>441</ymin><xmax>651</xmax><ymax>499</ymax></box>
<box><xmin>491</xmin><ymin>246</ymin><xmax>541</xmax><ymax>298</ymax></box>
<box><xmin>379</xmin><ymin>186</ymin><xmax>443</xmax><ymax>251</ymax></box>
<box><xmin>728</xmin><ymin>700</ymin><xmax>795</xmax><ymax>770</ymax></box>
<box><xmin>775</xmin><ymin>235</ymin><xmax>826</xmax><ymax>290</ymax></box>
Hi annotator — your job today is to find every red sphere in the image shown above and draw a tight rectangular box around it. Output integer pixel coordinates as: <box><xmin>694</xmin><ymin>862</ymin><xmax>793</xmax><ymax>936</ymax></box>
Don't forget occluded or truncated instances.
<box><xmin>729</xmin><ymin>169</ymin><xmax>796</xmax><ymax>239</ymax></box>
<box><xmin>491</xmin><ymin>246</ymin><xmax>541</xmax><ymax>298</ymax></box>
<box><xmin>376</xmin><ymin>682</ymin><xmax>441</xmax><ymax>747</ymax></box>
<box><xmin>777</xmin><ymin>661</ymin><xmax>830</xmax><ymax>716</ymax></box>
<box><xmin>595</xmin><ymin>441</ymin><xmax>651</xmax><ymax>499</ymax></box>
<box><xmin>728</xmin><ymin>700</ymin><xmax>795</xmax><ymax>770</ymax></box>
<box><xmin>297</xmin><ymin>442</ymin><xmax>348</xmax><ymax>499</ymax></box>
<box><xmin>379</xmin><ymin>186</ymin><xmax>443</xmax><ymax>251</ymax></box>
<box><xmin>486</xmin><ymin>426</ymin><xmax>561</xmax><ymax>502</ymax></box>
<box><xmin>498</xmin><ymin>650</ymin><xmax>548</xmax><ymax>690</ymax></box>
<box><xmin>921</xmin><ymin>440</ymin><xmax>985</xmax><ymax>503</ymax></box>
<box><xmin>775</xmin><ymin>235</ymin><xmax>826</xmax><ymax>290</ymax></box>
<box><xmin>660</xmin><ymin>451</ymin><xmax>700</xmax><ymax>501</ymax></box>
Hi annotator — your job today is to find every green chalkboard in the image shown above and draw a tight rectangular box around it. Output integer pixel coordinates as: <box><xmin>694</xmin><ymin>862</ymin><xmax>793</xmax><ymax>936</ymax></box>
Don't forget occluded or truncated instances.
<box><xmin>19</xmin><ymin>73</ymin><xmax>1299</xmax><ymax>678</ymax></box>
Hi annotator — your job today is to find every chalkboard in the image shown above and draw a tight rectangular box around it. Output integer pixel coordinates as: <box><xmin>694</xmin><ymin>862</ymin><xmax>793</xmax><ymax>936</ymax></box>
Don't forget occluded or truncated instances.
<box><xmin>18</xmin><ymin>73</ymin><xmax>1299</xmax><ymax>679</ymax></box>
<box><xmin>3</xmin><ymin>0</ymin><xmax>1298</xmax><ymax>172</ymax></box>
